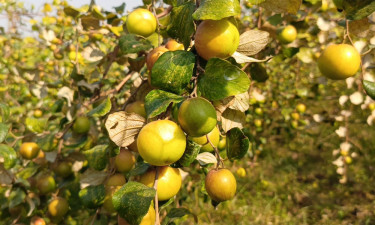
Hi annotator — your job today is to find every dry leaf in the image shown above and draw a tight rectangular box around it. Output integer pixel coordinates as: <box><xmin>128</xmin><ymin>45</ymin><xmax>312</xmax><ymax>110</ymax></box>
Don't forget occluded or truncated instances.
<box><xmin>105</xmin><ymin>111</ymin><xmax>146</xmax><ymax>147</ymax></box>
<box><xmin>196</xmin><ymin>152</ymin><xmax>217</xmax><ymax>165</ymax></box>
<box><xmin>237</xmin><ymin>30</ymin><xmax>270</xmax><ymax>56</ymax></box>
<box><xmin>232</xmin><ymin>51</ymin><xmax>271</xmax><ymax>64</ymax></box>
<box><xmin>221</xmin><ymin>108</ymin><xmax>246</xmax><ymax>132</ymax></box>
<box><xmin>80</xmin><ymin>169</ymin><xmax>108</xmax><ymax>189</ymax></box>
<box><xmin>349</xmin><ymin>18</ymin><xmax>370</xmax><ymax>38</ymax></box>
<box><xmin>229</xmin><ymin>92</ymin><xmax>250</xmax><ymax>112</ymax></box>
<box><xmin>214</xmin><ymin>96</ymin><xmax>235</xmax><ymax>114</ymax></box>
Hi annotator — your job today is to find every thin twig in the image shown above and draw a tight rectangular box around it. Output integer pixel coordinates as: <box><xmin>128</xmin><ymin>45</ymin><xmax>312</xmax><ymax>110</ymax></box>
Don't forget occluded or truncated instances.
<box><xmin>153</xmin><ymin>167</ymin><xmax>160</xmax><ymax>225</ymax></box>
<box><xmin>257</xmin><ymin>7</ymin><xmax>262</xmax><ymax>29</ymax></box>
<box><xmin>121</xmin><ymin>79</ymin><xmax>147</xmax><ymax>110</ymax></box>
<box><xmin>206</xmin><ymin>134</ymin><xmax>224</xmax><ymax>169</ymax></box>
<box><xmin>156</xmin><ymin>6</ymin><xmax>172</xmax><ymax>18</ymax></box>
<box><xmin>152</xmin><ymin>0</ymin><xmax>161</xmax><ymax>46</ymax></box>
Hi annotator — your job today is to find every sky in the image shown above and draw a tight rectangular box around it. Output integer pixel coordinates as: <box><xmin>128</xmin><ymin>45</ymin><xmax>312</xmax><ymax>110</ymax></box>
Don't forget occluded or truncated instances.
<box><xmin>0</xmin><ymin>0</ymin><xmax>143</xmax><ymax>33</ymax></box>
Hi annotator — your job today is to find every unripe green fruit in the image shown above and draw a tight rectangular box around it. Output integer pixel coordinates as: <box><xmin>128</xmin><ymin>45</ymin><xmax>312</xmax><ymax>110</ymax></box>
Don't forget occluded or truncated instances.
<box><xmin>115</xmin><ymin>149</ymin><xmax>136</xmax><ymax>173</ymax></box>
<box><xmin>178</xmin><ymin>97</ymin><xmax>217</xmax><ymax>137</ymax></box>
<box><xmin>277</xmin><ymin>25</ymin><xmax>297</xmax><ymax>44</ymax></box>
<box><xmin>48</xmin><ymin>197</ymin><xmax>69</xmax><ymax>218</ymax></box>
<box><xmin>37</xmin><ymin>175</ymin><xmax>56</xmax><ymax>195</ymax></box>
<box><xmin>73</xmin><ymin>116</ymin><xmax>91</xmax><ymax>134</ymax></box>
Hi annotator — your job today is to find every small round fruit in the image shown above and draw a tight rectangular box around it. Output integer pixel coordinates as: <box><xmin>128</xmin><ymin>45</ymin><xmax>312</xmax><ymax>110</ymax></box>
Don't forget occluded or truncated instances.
<box><xmin>37</xmin><ymin>175</ymin><xmax>56</xmax><ymax>195</ymax></box>
<box><xmin>115</xmin><ymin>149</ymin><xmax>136</xmax><ymax>173</ymax></box>
<box><xmin>54</xmin><ymin>161</ymin><xmax>73</xmax><ymax>178</ymax></box>
<box><xmin>368</xmin><ymin>103</ymin><xmax>375</xmax><ymax>111</ymax></box>
<box><xmin>137</xmin><ymin>120</ymin><xmax>186</xmax><ymax>166</ymax></box>
<box><xmin>194</xmin><ymin>19</ymin><xmax>239</xmax><ymax>60</ymax></box>
<box><xmin>20</xmin><ymin>142</ymin><xmax>40</xmax><ymax>160</ymax></box>
<box><xmin>296</xmin><ymin>103</ymin><xmax>306</xmax><ymax>113</ymax></box>
<box><xmin>236</xmin><ymin>168</ymin><xmax>246</xmax><ymax>177</ymax></box>
<box><xmin>254</xmin><ymin>119</ymin><xmax>262</xmax><ymax>128</ymax></box>
<box><xmin>126</xmin><ymin>8</ymin><xmax>157</xmax><ymax>37</ymax></box>
<box><xmin>118</xmin><ymin>205</ymin><xmax>155</xmax><ymax>225</ymax></box>
<box><xmin>103</xmin><ymin>185</ymin><xmax>121</xmax><ymax>213</ymax></box>
<box><xmin>34</xmin><ymin>109</ymin><xmax>43</xmax><ymax>118</ymax></box>
<box><xmin>31</xmin><ymin>216</ymin><xmax>46</xmax><ymax>225</ymax></box>
<box><xmin>254</xmin><ymin>108</ymin><xmax>263</xmax><ymax>116</ymax></box>
<box><xmin>291</xmin><ymin>112</ymin><xmax>300</xmax><ymax>120</ymax></box>
<box><xmin>139</xmin><ymin>166</ymin><xmax>181</xmax><ymax>201</ymax></box>
<box><xmin>291</xmin><ymin>120</ymin><xmax>299</xmax><ymax>129</ymax></box>
<box><xmin>48</xmin><ymin>197</ymin><xmax>69</xmax><ymax>218</ymax></box>
<box><xmin>205</xmin><ymin>168</ymin><xmax>236</xmax><ymax>202</ymax></box>
<box><xmin>106</xmin><ymin>174</ymin><xmax>126</xmax><ymax>186</ymax></box>
<box><xmin>178</xmin><ymin>97</ymin><xmax>217</xmax><ymax>137</ymax></box>
<box><xmin>217</xmin><ymin>137</ymin><xmax>226</xmax><ymax>151</ymax></box>
<box><xmin>165</xmin><ymin>39</ymin><xmax>184</xmax><ymax>51</ymax></box>
<box><xmin>72</xmin><ymin>116</ymin><xmax>91</xmax><ymax>134</ymax></box>
<box><xmin>125</xmin><ymin>101</ymin><xmax>147</xmax><ymax>118</ymax></box>
<box><xmin>189</xmin><ymin>126</ymin><xmax>220</xmax><ymax>152</ymax></box>
<box><xmin>277</xmin><ymin>25</ymin><xmax>297</xmax><ymax>44</ymax></box>
<box><xmin>318</xmin><ymin>44</ymin><xmax>361</xmax><ymax>80</ymax></box>
<box><xmin>146</xmin><ymin>46</ymin><xmax>169</xmax><ymax>71</ymax></box>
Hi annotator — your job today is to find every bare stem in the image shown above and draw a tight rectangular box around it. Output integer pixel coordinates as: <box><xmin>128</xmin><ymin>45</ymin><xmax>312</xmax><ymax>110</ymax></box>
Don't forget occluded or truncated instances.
<box><xmin>206</xmin><ymin>134</ymin><xmax>224</xmax><ymax>169</ymax></box>
<box><xmin>154</xmin><ymin>167</ymin><xmax>160</xmax><ymax>225</ymax></box>
<box><xmin>152</xmin><ymin>0</ymin><xmax>161</xmax><ymax>46</ymax></box>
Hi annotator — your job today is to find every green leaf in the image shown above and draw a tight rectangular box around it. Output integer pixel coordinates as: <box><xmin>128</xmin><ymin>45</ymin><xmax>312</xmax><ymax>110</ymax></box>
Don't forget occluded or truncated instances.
<box><xmin>167</xmin><ymin>208</ymin><xmax>192</xmax><ymax>219</ymax></box>
<box><xmin>119</xmin><ymin>34</ymin><xmax>153</xmax><ymax>55</ymax></box>
<box><xmin>343</xmin><ymin>0</ymin><xmax>375</xmax><ymax>21</ymax></box>
<box><xmin>0</xmin><ymin>103</ymin><xmax>10</xmax><ymax>122</ymax></box>
<box><xmin>25</xmin><ymin>117</ymin><xmax>48</xmax><ymax>133</ymax></box>
<box><xmin>145</xmin><ymin>90</ymin><xmax>184</xmax><ymax>118</ymax></box>
<box><xmin>36</xmin><ymin>133</ymin><xmax>56</xmax><ymax>152</ymax></box>
<box><xmin>64</xmin><ymin>6</ymin><xmax>80</xmax><ymax>18</ymax></box>
<box><xmin>171</xmin><ymin>140</ymin><xmax>200</xmax><ymax>168</ymax></box>
<box><xmin>0</xmin><ymin>123</ymin><xmax>9</xmax><ymax>143</ymax></box>
<box><xmin>128</xmin><ymin>162</ymin><xmax>150</xmax><ymax>177</ymax></box>
<box><xmin>151</xmin><ymin>51</ymin><xmax>195</xmax><ymax>95</ymax></box>
<box><xmin>79</xmin><ymin>185</ymin><xmax>106</xmax><ymax>209</ymax></box>
<box><xmin>9</xmin><ymin>188</ymin><xmax>26</xmax><ymax>208</ymax></box>
<box><xmin>197</xmin><ymin>58</ymin><xmax>250</xmax><ymax>101</ymax></box>
<box><xmin>260</xmin><ymin>0</ymin><xmax>302</xmax><ymax>14</ymax></box>
<box><xmin>83</xmin><ymin>145</ymin><xmax>108</xmax><ymax>170</ymax></box>
<box><xmin>226</xmin><ymin>128</ymin><xmax>250</xmax><ymax>161</ymax></box>
<box><xmin>267</xmin><ymin>14</ymin><xmax>282</xmax><ymax>26</ymax></box>
<box><xmin>113</xmin><ymin>3</ymin><xmax>126</xmax><ymax>14</ymax></box>
<box><xmin>282</xmin><ymin>47</ymin><xmax>300</xmax><ymax>58</ymax></box>
<box><xmin>192</xmin><ymin>0</ymin><xmax>241</xmax><ymax>21</ymax></box>
<box><xmin>88</xmin><ymin>97</ymin><xmax>112</xmax><ymax>117</ymax></box>
<box><xmin>0</xmin><ymin>144</ymin><xmax>17</xmax><ymax>169</ymax></box>
<box><xmin>112</xmin><ymin>182</ymin><xmax>156</xmax><ymax>225</ymax></box>
<box><xmin>363</xmin><ymin>80</ymin><xmax>375</xmax><ymax>100</ymax></box>
<box><xmin>166</xmin><ymin>2</ymin><xmax>195</xmax><ymax>49</ymax></box>
<box><xmin>249</xmin><ymin>63</ymin><xmax>269</xmax><ymax>82</ymax></box>
<box><xmin>17</xmin><ymin>164</ymin><xmax>39</xmax><ymax>180</ymax></box>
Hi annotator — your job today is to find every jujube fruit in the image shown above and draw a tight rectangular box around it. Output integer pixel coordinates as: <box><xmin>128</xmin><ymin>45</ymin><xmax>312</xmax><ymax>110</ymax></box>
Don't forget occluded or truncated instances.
<box><xmin>126</xmin><ymin>8</ymin><xmax>157</xmax><ymax>37</ymax></box>
<box><xmin>189</xmin><ymin>126</ymin><xmax>220</xmax><ymax>152</ymax></box>
<box><xmin>20</xmin><ymin>142</ymin><xmax>40</xmax><ymax>160</ymax></box>
<box><xmin>205</xmin><ymin>168</ymin><xmax>237</xmax><ymax>202</ymax></box>
<box><xmin>137</xmin><ymin>120</ymin><xmax>186</xmax><ymax>166</ymax></box>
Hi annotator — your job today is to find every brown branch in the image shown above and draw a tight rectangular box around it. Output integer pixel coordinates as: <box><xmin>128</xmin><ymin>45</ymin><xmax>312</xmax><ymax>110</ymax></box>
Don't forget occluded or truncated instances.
<box><xmin>257</xmin><ymin>7</ymin><xmax>263</xmax><ymax>29</ymax></box>
<box><xmin>157</xmin><ymin>6</ymin><xmax>172</xmax><ymax>18</ymax></box>
<box><xmin>153</xmin><ymin>167</ymin><xmax>160</xmax><ymax>225</ymax></box>
<box><xmin>206</xmin><ymin>134</ymin><xmax>224</xmax><ymax>169</ymax></box>
<box><xmin>152</xmin><ymin>0</ymin><xmax>161</xmax><ymax>46</ymax></box>
<box><xmin>121</xmin><ymin>79</ymin><xmax>147</xmax><ymax>110</ymax></box>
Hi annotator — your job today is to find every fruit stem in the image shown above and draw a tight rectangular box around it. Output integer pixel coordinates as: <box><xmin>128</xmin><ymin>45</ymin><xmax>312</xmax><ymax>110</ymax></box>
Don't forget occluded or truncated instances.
<box><xmin>151</xmin><ymin>0</ymin><xmax>161</xmax><ymax>47</ymax></box>
<box><xmin>206</xmin><ymin>134</ymin><xmax>224</xmax><ymax>169</ymax></box>
<box><xmin>153</xmin><ymin>166</ymin><xmax>160</xmax><ymax>225</ymax></box>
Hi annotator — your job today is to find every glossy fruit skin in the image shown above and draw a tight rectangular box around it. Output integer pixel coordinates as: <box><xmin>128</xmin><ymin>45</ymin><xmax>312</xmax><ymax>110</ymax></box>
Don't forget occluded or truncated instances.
<box><xmin>236</xmin><ymin>168</ymin><xmax>246</xmax><ymax>177</ymax></box>
<box><xmin>106</xmin><ymin>174</ymin><xmax>126</xmax><ymax>186</ymax></box>
<box><xmin>278</xmin><ymin>25</ymin><xmax>297</xmax><ymax>44</ymax></box>
<box><xmin>137</xmin><ymin>120</ymin><xmax>186</xmax><ymax>166</ymax></box>
<box><xmin>37</xmin><ymin>175</ymin><xmax>56</xmax><ymax>195</ymax></box>
<box><xmin>103</xmin><ymin>185</ymin><xmax>121</xmax><ymax>213</ymax></box>
<box><xmin>165</xmin><ymin>39</ymin><xmax>184</xmax><ymax>51</ymax></box>
<box><xmin>118</xmin><ymin>205</ymin><xmax>155</xmax><ymax>225</ymax></box>
<box><xmin>217</xmin><ymin>137</ymin><xmax>226</xmax><ymax>151</ymax></box>
<box><xmin>194</xmin><ymin>19</ymin><xmax>239</xmax><ymax>60</ymax></box>
<box><xmin>189</xmin><ymin>126</ymin><xmax>220</xmax><ymax>152</ymax></box>
<box><xmin>48</xmin><ymin>197</ymin><xmax>69</xmax><ymax>218</ymax></box>
<box><xmin>125</xmin><ymin>101</ymin><xmax>147</xmax><ymax>118</ymax></box>
<box><xmin>20</xmin><ymin>142</ymin><xmax>40</xmax><ymax>160</ymax></box>
<box><xmin>139</xmin><ymin>166</ymin><xmax>182</xmax><ymax>201</ymax></box>
<box><xmin>115</xmin><ymin>149</ymin><xmax>136</xmax><ymax>173</ymax></box>
<box><xmin>205</xmin><ymin>169</ymin><xmax>237</xmax><ymax>202</ymax></box>
<box><xmin>126</xmin><ymin>8</ymin><xmax>157</xmax><ymax>37</ymax></box>
<box><xmin>318</xmin><ymin>44</ymin><xmax>361</xmax><ymax>80</ymax></box>
<box><xmin>72</xmin><ymin>116</ymin><xmax>91</xmax><ymax>134</ymax></box>
<box><xmin>178</xmin><ymin>97</ymin><xmax>217</xmax><ymax>137</ymax></box>
<box><xmin>146</xmin><ymin>46</ymin><xmax>169</xmax><ymax>71</ymax></box>
<box><xmin>254</xmin><ymin>119</ymin><xmax>262</xmax><ymax>128</ymax></box>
